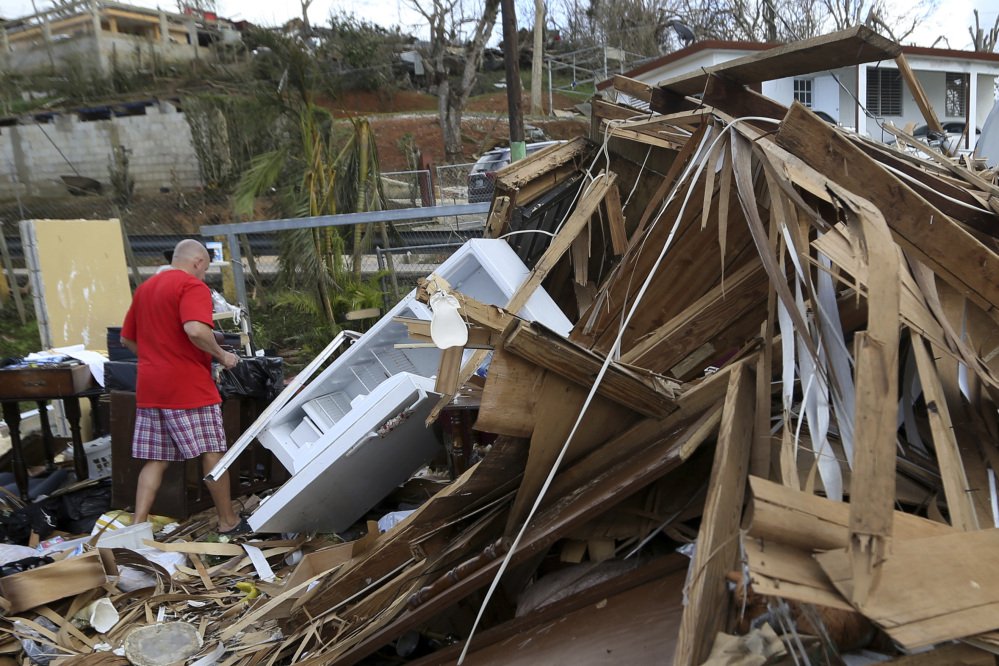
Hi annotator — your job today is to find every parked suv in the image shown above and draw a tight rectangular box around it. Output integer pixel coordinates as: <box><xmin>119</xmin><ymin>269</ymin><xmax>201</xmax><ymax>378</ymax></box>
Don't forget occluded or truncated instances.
<box><xmin>467</xmin><ymin>140</ymin><xmax>565</xmax><ymax>203</ymax></box>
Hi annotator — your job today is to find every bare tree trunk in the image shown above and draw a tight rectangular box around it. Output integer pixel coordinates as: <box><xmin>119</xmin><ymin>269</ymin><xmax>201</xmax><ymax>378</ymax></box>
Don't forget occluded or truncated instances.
<box><xmin>530</xmin><ymin>0</ymin><xmax>544</xmax><ymax>115</ymax></box>
<box><xmin>300</xmin><ymin>0</ymin><xmax>313</xmax><ymax>36</ymax></box>
<box><xmin>416</xmin><ymin>0</ymin><xmax>501</xmax><ymax>164</ymax></box>
<box><xmin>443</xmin><ymin>95</ymin><xmax>464</xmax><ymax>162</ymax></box>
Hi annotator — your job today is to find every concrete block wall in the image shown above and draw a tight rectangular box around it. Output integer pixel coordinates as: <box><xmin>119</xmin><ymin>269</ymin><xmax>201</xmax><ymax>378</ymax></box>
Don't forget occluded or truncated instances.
<box><xmin>0</xmin><ymin>103</ymin><xmax>202</xmax><ymax>198</ymax></box>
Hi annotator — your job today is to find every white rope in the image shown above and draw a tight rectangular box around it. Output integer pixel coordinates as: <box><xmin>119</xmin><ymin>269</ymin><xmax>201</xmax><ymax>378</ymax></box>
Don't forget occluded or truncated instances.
<box><xmin>457</xmin><ymin>115</ymin><xmax>781</xmax><ymax>663</ymax></box>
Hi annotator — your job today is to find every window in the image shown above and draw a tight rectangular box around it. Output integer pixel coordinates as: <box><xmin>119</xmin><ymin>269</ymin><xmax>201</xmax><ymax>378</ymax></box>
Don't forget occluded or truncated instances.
<box><xmin>793</xmin><ymin>78</ymin><xmax>813</xmax><ymax>107</ymax></box>
<box><xmin>866</xmin><ymin>67</ymin><xmax>902</xmax><ymax>116</ymax></box>
<box><xmin>945</xmin><ymin>72</ymin><xmax>967</xmax><ymax>117</ymax></box>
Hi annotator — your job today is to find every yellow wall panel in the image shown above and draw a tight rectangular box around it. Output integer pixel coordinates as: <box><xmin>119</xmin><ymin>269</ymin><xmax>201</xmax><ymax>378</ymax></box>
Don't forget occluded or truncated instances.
<box><xmin>23</xmin><ymin>219</ymin><xmax>132</xmax><ymax>349</ymax></box>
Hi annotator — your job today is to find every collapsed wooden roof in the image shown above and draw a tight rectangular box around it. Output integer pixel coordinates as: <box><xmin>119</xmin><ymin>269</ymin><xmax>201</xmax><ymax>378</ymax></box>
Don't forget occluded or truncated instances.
<box><xmin>7</xmin><ymin>26</ymin><xmax>999</xmax><ymax>665</ymax></box>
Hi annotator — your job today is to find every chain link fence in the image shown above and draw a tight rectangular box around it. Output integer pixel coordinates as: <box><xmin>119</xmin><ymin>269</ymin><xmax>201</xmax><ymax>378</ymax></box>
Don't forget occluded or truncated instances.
<box><xmin>381</xmin><ymin>170</ymin><xmax>435</xmax><ymax>209</ymax></box>
<box><xmin>434</xmin><ymin>163</ymin><xmax>476</xmax><ymax>205</ymax></box>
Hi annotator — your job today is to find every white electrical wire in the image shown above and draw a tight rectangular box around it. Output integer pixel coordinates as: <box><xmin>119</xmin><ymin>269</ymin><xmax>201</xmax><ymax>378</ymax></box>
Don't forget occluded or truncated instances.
<box><xmin>457</xmin><ymin>115</ymin><xmax>782</xmax><ymax>664</ymax></box>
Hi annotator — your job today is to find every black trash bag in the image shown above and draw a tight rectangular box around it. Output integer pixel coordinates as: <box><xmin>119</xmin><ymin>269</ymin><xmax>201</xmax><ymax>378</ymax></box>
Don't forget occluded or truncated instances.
<box><xmin>60</xmin><ymin>478</ymin><xmax>112</xmax><ymax>535</ymax></box>
<box><xmin>0</xmin><ymin>555</ymin><xmax>54</xmax><ymax>578</ymax></box>
<box><xmin>217</xmin><ymin>357</ymin><xmax>284</xmax><ymax>401</ymax></box>
<box><xmin>0</xmin><ymin>509</ymin><xmax>32</xmax><ymax>545</ymax></box>
<box><xmin>28</xmin><ymin>496</ymin><xmax>64</xmax><ymax>539</ymax></box>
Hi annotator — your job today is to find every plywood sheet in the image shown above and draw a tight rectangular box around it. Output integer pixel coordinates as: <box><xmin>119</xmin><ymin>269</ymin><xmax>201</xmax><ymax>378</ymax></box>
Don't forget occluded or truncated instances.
<box><xmin>22</xmin><ymin>219</ymin><xmax>131</xmax><ymax>348</ymax></box>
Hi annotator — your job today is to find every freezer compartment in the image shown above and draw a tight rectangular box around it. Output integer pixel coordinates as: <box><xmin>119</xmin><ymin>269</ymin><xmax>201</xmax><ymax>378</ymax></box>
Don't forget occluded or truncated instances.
<box><xmin>249</xmin><ymin>373</ymin><xmax>439</xmax><ymax>534</ymax></box>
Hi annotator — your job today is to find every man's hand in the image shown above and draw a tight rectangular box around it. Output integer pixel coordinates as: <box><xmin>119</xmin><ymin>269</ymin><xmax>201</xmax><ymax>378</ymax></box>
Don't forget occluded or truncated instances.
<box><xmin>220</xmin><ymin>350</ymin><xmax>239</xmax><ymax>370</ymax></box>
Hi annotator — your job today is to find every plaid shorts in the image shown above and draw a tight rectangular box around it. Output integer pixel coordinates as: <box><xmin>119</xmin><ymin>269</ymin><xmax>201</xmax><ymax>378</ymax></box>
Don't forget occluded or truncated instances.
<box><xmin>132</xmin><ymin>405</ymin><xmax>227</xmax><ymax>461</ymax></box>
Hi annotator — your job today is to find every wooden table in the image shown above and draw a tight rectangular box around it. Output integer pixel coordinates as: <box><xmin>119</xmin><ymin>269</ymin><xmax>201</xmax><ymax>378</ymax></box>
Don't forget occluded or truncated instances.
<box><xmin>0</xmin><ymin>364</ymin><xmax>99</xmax><ymax>501</ymax></box>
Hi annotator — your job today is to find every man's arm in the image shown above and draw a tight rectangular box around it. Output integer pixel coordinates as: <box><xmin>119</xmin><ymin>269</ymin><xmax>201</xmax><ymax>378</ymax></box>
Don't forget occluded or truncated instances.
<box><xmin>121</xmin><ymin>336</ymin><xmax>138</xmax><ymax>355</ymax></box>
<box><xmin>183</xmin><ymin>320</ymin><xmax>239</xmax><ymax>369</ymax></box>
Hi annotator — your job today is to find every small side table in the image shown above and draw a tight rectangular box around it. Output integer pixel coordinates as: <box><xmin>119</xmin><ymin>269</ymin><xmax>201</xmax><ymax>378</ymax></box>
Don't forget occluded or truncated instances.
<box><xmin>0</xmin><ymin>364</ymin><xmax>97</xmax><ymax>501</ymax></box>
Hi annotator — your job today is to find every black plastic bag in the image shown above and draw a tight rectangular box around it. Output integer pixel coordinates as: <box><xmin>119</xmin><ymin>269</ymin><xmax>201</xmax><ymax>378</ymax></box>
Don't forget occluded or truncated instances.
<box><xmin>216</xmin><ymin>357</ymin><xmax>284</xmax><ymax>401</ymax></box>
<box><xmin>60</xmin><ymin>478</ymin><xmax>112</xmax><ymax>535</ymax></box>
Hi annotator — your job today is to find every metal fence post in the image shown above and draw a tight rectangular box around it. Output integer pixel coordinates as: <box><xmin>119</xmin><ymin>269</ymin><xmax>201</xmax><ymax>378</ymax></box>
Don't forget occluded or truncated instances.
<box><xmin>226</xmin><ymin>233</ymin><xmax>247</xmax><ymax>307</ymax></box>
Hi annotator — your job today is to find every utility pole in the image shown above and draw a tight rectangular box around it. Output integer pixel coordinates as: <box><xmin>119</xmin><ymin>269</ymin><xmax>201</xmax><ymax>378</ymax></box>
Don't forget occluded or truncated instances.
<box><xmin>500</xmin><ymin>0</ymin><xmax>526</xmax><ymax>162</ymax></box>
<box><xmin>530</xmin><ymin>0</ymin><xmax>544</xmax><ymax>115</ymax></box>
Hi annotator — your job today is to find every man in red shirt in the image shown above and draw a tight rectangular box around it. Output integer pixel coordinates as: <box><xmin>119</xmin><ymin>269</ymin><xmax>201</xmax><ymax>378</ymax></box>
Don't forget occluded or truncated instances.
<box><xmin>120</xmin><ymin>239</ymin><xmax>248</xmax><ymax>535</ymax></box>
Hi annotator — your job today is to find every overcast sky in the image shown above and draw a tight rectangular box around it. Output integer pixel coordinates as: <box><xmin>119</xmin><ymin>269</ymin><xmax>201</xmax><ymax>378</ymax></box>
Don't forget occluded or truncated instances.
<box><xmin>3</xmin><ymin>0</ymin><xmax>997</xmax><ymax>51</ymax></box>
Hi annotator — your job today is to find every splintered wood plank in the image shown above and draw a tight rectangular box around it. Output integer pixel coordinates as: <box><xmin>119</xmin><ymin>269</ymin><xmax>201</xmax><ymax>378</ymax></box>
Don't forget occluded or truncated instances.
<box><xmin>570</xmin><ymin>219</ymin><xmax>589</xmax><ymax>285</ymax></box>
<box><xmin>592</xmin><ymin>97</ymin><xmax>645</xmax><ymax>124</ymax></box>
<box><xmin>608</xmin><ymin>126</ymin><xmax>685</xmax><ymax>150</ymax></box>
<box><xmin>674</xmin><ymin>362</ymin><xmax>755</xmax><ymax>666</ymax></box>
<box><xmin>743</xmin><ymin>537</ymin><xmax>852</xmax><ymax>611</ymax></box>
<box><xmin>433</xmin><ymin>346</ymin><xmax>464</xmax><ymax>394</ymax></box>
<box><xmin>652</xmin><ymin>26</ymin><xmax>899</xmax><ymax>100</ymax></box>
<box><xmin>621</xmin><ymin>260</ymin><xmax>768</xmax><ymax>370</ymax></box>
<box><xmin>502</xmin><ymin>320</ymin><xmax>679</xmax><ymax>419</ymax></box>
<box><xmin>843</xmin><ymin>203</ymin><xmax>900</xmax><ymax>606</ymax></box>
<box><xmin>910</xmin><ymin>332</ymin><xmax>979</xmax><ymax>531</ymax></box>
<box><xmin>817</xmin><ymin>528</ymin><xmax>999</xmax><ymax>648</ymax></box>
<box><xmin>632</xmin><ymin>120</ymin><xmax>709</xmax><ymax>240</ymax></box>
<box><xmin>776</xmin><ymin>103</ymin><xmax>999</xmax><ymax>313</ymax></box>
<box><xmin>484</xmin><ymin>196</ymin><xmax>511</xmax><ymax>238</ymax></box>
<box><xmin>894</xmin><ymin>54</ymin><xmax>943</xmax><ymax>136</ymax></box>
<box><xmin>604</xmin><ymin>183</ymin><xmax>628</xmax><ymax>255</ymax></box>
<box><xmin>612</xmin><ymin>74</ymin><xmax>653</xmax><ymax>102</ymax></box>
<box><xmin>476</xmin><ymin>346</ymin><xmax>545</xmax><ymax>438</ymax></box>
<box><xmin>747</xmin><ymin>476</ymin><xmax>954</xmax><ymax>552</ymax></box>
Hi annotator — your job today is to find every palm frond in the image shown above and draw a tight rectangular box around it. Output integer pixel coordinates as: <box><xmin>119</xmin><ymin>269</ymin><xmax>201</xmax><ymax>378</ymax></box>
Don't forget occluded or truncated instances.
<box><xmin>233</xmin><ymin>147</ymin><xmax>290</xmax><ymax>218</ymax></box>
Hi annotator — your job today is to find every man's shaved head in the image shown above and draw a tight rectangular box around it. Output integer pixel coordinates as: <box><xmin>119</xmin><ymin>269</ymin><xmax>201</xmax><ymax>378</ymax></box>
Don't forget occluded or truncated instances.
<box><xmin>172</xmin><ymin>239</ymin><xmax>211</xmax><ymax>279</ymax></box>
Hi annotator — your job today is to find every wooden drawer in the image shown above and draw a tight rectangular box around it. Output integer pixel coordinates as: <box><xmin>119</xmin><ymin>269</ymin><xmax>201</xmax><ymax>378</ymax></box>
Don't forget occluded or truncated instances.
<box><xmin>0</xmin><ymin>363</ymin><xmax>93</xmax><ymax>399</ymax></box>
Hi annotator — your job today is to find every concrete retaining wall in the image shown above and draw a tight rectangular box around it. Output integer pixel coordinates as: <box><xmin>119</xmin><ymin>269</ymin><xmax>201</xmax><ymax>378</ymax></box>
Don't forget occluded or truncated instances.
<box><xmin>0</xmin><ymin>102</ymin><xmax>202</xmax><ymax>198</ymax></box>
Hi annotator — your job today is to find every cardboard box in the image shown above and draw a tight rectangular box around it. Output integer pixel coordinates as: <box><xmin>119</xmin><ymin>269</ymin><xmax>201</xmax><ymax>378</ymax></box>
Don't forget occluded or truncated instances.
<box><xmin>0</xmin><ymin>550</ymin><xmax>109</xmax><ymax>613</ymax></box>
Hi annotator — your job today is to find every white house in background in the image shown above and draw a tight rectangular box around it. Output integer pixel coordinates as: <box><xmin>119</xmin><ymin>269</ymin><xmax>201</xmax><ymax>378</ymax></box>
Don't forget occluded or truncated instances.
<box><xmin>598</xmin><ymin>39</ymin><xmax>999</xmax><ymax>150</ymax></box>
<box><xmin>0</xmin><ymin>0</ymin><xmax>242</xmax><ymax>76</ymax></box>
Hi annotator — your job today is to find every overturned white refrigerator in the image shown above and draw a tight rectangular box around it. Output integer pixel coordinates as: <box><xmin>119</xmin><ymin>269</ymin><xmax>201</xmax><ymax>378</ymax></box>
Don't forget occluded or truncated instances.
<box><xmin>246</xmin><ymin>239</ymin><xmax>572</xmax><ymax>534</ymax></box>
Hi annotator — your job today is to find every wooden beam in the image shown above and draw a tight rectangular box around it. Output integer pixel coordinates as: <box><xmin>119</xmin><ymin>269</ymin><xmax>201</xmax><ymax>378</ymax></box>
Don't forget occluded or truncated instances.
<box><xmin>502</xmin><ymin>320</ymin><xmax>680</xmax><ymax>419</ymax></box>
<box><xmin>494</xmin><ymin>137</ymin><xmax>592</xmax><ymax>191</ymax></box>
<box><xmin>673</xmin><ymin>362</ymin><xmax>755</xmax><ymax>666</ymax></box>
<box><xmin>484</xmin><ymin>196</ymin><xmax>511</xmax><ymax>238</ymax></box>
<box><xmin>910</xmin><ymin>332</ymin><xmax>979</xmax><ymax>531</ymax></box>
<box><xmin>475</xmin><ymin>347</ymin><xmax>545</xmax><ymax>437</ymax></box>
<box><xmin>611</xmin><ymin>75</ymin><xmax>653</xmax><ymax>102</ymax></box>
<box><xmin>654</xmin><ymin>26</ymin><xmax>900</xmax><ymax>98</ymax></box>
<box><xmin>894</xmin><ymin>54</ymin><xmax>943</xmax><ymax>135</ymax></box>
<box><xmin>701</xmin><ymin>74</ymin><xmax>788</xmax><ymax>121</ymax></box>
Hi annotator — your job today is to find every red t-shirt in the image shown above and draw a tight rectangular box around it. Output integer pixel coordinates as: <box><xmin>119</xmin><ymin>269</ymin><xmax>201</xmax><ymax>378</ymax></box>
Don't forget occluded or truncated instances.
<box><xmin>121</xmin><ymin>269</ymin><xmax>221</xmax><ymax>409</ymax></box>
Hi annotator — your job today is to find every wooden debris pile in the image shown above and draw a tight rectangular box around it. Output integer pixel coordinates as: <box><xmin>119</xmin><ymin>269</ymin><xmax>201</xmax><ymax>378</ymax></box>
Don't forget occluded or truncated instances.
<box><xmin>4</xmin><ymin>25</ymin><xmax>999</xmax><ymax>665</ymax></box>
